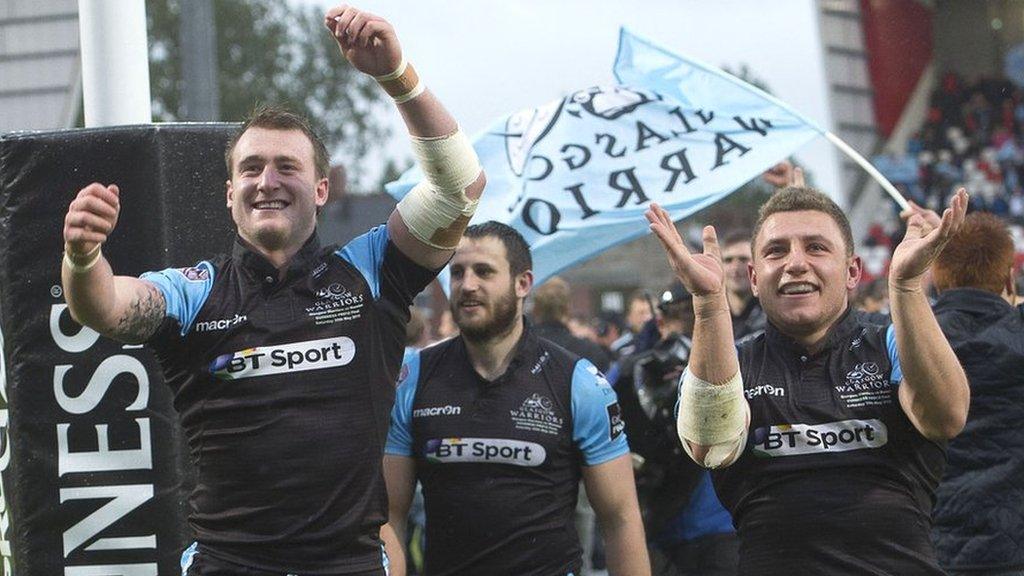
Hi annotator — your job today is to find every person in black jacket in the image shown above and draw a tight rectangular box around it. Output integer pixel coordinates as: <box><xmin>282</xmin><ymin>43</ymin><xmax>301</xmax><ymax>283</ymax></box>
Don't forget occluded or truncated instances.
<box><xmin>928</xmin><ymin>212</ymin><xmax>1024</xmax><ymax>576</ymax></box>
<box><xmin>532</xmin><ymin>276</ymin><xmax>612</xmax><ymax>372</ymax></box>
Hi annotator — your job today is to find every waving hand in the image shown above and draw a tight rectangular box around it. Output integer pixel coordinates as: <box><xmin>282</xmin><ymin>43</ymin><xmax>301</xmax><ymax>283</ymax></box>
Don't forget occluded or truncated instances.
<box><xmin>645</xmin><ymin>203</ymin><xmax>725</xmax><ymax>298</ymax></box>
<box><xmin>890</xmin><ymin>188</ymin><xmax>968</xmax><ymax>290</ymax></box>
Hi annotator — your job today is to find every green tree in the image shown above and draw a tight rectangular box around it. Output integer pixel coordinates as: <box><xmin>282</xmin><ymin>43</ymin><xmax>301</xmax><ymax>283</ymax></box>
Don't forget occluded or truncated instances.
<box><xmin>147</xmin><ymin>0</ymin><xmax>389</xmax><ymax>187</ymax></box>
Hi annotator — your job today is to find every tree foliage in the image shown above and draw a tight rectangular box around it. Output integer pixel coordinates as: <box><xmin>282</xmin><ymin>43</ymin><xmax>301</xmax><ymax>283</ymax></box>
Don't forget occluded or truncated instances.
<box><xmin>147</xmin><ymin>0</ymin><xmax>389</xmax><ymax>187</ymax></box>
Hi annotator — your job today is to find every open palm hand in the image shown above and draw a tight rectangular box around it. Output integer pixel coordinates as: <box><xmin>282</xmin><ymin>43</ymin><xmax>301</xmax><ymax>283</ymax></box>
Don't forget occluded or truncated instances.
<box><xmin>890</xmin><ymin>188</ymin><xmax>968</xmax><ymax>289</ymax></box>
<box><xmin>645</xmin><ymin>203</ymin><xmax>725</xmax><ymax>297</ymax></box>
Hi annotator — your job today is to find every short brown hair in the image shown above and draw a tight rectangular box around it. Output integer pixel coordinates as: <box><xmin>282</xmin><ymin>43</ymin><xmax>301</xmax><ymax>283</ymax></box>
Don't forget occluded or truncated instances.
<box><xmin>464</xmin><ymin>221</ymin><xmax>533</xmax><ymax>277</ymax></box>
<box><xmin>751</xmin><ymin>187</ymin><xmax>854</xmax><ymax>256</ymax></box>
<box><xmin>224</xmin><ymin>105</ymin><xmax>330</xmax><ymax>180</ymax></box>
<box><xmin>933</xmin><ymin>212</ymin><xmax>1014</xmax><ymax>294</ymax></box>
<box><xmin>533</xmin><ymin>276</ymin><xmax>571</xmax><ymax>323</ymax></box>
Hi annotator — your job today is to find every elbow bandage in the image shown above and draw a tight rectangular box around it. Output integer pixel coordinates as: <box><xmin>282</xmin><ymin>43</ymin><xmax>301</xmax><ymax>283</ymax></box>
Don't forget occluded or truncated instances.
<box><xmin>677</xmin><ymin>370</ymin><xmax>749</xmax><ymax>469</ymax></box>
<box><xmin>397</xmin><ymin>128</ymin><xmax>482</xmax><ymax>249</ymax></box>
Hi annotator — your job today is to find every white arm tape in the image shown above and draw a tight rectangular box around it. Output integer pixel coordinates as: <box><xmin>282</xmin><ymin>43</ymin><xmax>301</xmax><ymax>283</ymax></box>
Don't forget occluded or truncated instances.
<box><xmin>410</xmin><ymin>128</ymin><xmax>481</xmax><ymax>192</ymax></box>
<box><xmin>397</xmin><ymin>127</ymin><xmax>482</xmax><ymax>249</ymax></box>
<box><xmin>677</xmin><ymin>370</ymin><xmax>749</xmax><ymax>469</ymax></box>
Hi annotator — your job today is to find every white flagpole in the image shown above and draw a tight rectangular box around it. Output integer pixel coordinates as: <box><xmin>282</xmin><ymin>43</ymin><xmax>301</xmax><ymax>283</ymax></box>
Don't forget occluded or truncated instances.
<box><xmin>78</xmin><ymin>0</ymin><xmax>152</xmax><ymax>127</ymax></box>
<box><xmin>824</xmin><ymin>131</ymin><xmax>910</xmax><ymax>212</ymax></box>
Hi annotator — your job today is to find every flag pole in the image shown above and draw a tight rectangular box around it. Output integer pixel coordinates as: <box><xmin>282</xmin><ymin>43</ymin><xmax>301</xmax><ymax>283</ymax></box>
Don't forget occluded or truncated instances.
<box><xmin>824</xmin><ymin>131</ymin><xmax>910</xmax><ymax>212</ymax></box>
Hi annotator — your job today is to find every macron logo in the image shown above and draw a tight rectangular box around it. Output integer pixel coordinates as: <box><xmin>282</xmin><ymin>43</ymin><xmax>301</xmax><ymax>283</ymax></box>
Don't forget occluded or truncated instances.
<box><xmin>413</xmin><ymin>405</ymin><xmax>462</xmax><ymax>418</ymax></box>
<box><xmin>209</xmin><ymin>337</ymin><xmax>355</xmax><ymax>380</ymax></box>
<box><xmin>194</xmin><ymin>314</ymin><xmax>247</xmax><ymax>332</ymax></box>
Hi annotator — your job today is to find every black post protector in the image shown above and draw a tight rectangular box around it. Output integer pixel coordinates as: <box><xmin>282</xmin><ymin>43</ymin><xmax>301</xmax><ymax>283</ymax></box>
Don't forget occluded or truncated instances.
<box><xmin>0</xmin><ymin>124</ymin><xmax>238</xmax><ymax>575</ymax></box>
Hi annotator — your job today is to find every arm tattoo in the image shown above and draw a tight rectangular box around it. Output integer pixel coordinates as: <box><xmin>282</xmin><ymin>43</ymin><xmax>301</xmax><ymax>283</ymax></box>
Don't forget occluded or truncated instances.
<box><xmin>110</xmin><ymin>284</ymin><xmax>166</xmax><ymax>344</ymax></box>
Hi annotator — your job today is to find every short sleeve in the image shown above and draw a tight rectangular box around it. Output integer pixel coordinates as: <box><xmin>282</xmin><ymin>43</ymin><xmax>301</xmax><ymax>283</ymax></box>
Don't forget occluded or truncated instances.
<box><xmin>385</xmin><ymin>348</ymin><xmax>422</xmax><ymax>456</ymax></box>
<box><xmin>885</xmin><ymin>324</ymin><xmax>903</xmax><ymax>384</ymax></box>
<box><xmin>336</xmin><ymin>225</ymin><xmax>389</xmax><ymax>300</ymax></box>
<box><xmin>335</xmin><ymin>224</ymin><xmax>438</xmax><ymax>305</ymax></box>
<box><xmin>571</xmin><ymin>359</ymin><xmax>629</xmax><ymax>466</ymax></box>
<box><xmin>139</xmin><ymin>262</ymin><xmax>215</xmax><ymax>336</ymax></box>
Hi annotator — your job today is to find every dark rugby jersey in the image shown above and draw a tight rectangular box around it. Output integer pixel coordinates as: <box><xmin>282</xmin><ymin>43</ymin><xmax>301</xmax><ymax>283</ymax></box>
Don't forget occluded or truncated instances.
<box><xmin>706</xmin><ymin>310</ymin><xmax>946</xmax><ymax>576</ymax></box>
<box><xmin>141</xmin><ymin>226</ymin><xmax>435</xmax><ymax>574</ymax></box>
<box><xmin>385</xmin><ymin>326</ymin><xmax>629</xmax><ymax>576</ymax></box>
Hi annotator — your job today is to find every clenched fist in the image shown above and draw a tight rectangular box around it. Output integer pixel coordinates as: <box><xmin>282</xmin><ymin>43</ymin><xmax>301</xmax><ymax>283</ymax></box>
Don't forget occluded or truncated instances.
<box><xmin>324</xmin><ymin>5</ymin><xmax>403</xmax><ymax>77</ymax></box>
<box><xmin>63</xmin><ymin>183</ymin><xmax>120</xmax><ymax>259</ymax></box>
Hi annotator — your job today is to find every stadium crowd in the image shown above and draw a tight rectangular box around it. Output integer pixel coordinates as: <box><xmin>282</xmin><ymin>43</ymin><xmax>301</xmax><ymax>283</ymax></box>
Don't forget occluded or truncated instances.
<box><xmin>868</xmin><ymin>71</ymin><xmax>1024</xmax><ymax>294</ymax></box>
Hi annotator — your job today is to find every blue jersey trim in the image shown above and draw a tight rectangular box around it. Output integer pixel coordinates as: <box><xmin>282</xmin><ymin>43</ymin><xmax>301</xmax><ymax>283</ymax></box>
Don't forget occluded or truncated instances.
<box><xmin>386</xmin><ymin>347</ymin><xmax>421</xmax><ymax>456</ymax></box>
<box><xmin>180</xmin><ymin>541</ymin><xmax>198</xmax><ymax>575</ymax></box>
<box><xmin>140</xmin><ymin>262</ymin><xmax>215</xmax><ymax>336</ymax></box>
<box><xmin>336</xmin><ymin>224</ymin><xmax>389</xmax><ymax>301</ymax></box>
<box><xmin>886</xmin><ymin>324</ymin><xmax>903</xmax><ymax>384</ymax></box>
<box><xmin>571</xmin><ymin>359</ymin><xmax>629</xmax><ymax>466</ymax></box>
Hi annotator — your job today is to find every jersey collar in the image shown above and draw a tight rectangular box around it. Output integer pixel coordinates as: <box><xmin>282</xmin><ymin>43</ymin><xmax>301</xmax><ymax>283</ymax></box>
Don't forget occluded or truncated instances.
<box><xmin>231</xmin><ymin>231</ymin><xmax>322</xmax><ymax>281</ymax></box>
<box><xmin>764</xmin><ymin>306</ymin><xmax>861</xmax><ymax>358</ymax></box>
<box><xmin>458</xmin><ymin>316</ymin><xmax>540</xmax><ymax>385</ymax></box>
<box><xmin>933</xmin><ymin>287</ymin><xmax>1013</xmax><ymax>317</ymax></box>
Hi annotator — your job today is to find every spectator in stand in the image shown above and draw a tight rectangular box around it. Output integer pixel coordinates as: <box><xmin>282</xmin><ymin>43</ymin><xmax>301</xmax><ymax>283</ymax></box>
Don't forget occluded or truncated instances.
<box><xmin>867</xmin><ymin>72</ymin><xmax>1024</xmax><ymax>277</ymax></box>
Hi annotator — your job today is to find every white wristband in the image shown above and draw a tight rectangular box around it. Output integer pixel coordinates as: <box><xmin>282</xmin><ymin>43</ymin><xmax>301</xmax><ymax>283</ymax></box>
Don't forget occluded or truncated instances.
<box><xmin>373</xmin><ymin>57</ymin><xmax>408</xmax><ymax>82</ymax></box>
<box><xmin>393</xmin><ymin>82</ymin><xmax>426</xmax><ymax>104</ymax></box>
<box><xmin>374</xmin><ymin>57</ymin><xmax>425</xmax><ymax>103</ymax></box>
<box><xmin>63</xmin><ymin>245</ymin><xmax>102</xmax><ymax>274</ymax></box>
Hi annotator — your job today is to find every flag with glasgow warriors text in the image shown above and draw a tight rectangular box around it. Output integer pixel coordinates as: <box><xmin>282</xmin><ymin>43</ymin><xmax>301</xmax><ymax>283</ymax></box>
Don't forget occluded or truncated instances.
<box><xmin>386</xmin><ymin>28</ymin><xmax>824</xmax><ymax>285</ymax></box>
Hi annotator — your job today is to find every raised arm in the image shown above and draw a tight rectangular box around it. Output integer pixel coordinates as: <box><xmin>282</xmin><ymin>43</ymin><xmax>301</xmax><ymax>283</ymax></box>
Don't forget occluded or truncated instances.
<box><xmin>324</xmin><ymin>6</ymin><xmax>485</xmax><ymax>270</ymax></box>
<box><xmin>889</xmin><ymin>188</ymin><xmax>970</xmax><ymax>440</ymax></box>
<box><xmin>645</xmin><ymin>204</ymin><xmax>748</xmax><ymax>468</ymax></box>
<box><xmin>61</xmin><ymin>183</ymin><xmax>166</xmax><ymax>344</ymax></box>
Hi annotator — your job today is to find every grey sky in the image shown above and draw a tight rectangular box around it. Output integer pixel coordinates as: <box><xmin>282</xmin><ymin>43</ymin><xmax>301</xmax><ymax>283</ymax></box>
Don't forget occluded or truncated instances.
<box><xmin>298</xmin><ymin>0</ymin><xmax>841</xmax><ymax>197</ymax></box>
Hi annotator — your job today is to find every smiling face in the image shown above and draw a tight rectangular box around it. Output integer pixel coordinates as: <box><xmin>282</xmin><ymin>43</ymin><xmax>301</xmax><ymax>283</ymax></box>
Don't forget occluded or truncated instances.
<box><xmin>449</xmin><ymin>236</ymin><xmax>532</xmax><ymax>343</ymax></box>
<box><xmin>225</xmin><ymin>127</ymin><xmax>328</xmax><ymax>253</ymax></box>
<box><xmin>751</xmin><ymin>210</ymin><xmax>862</xmax><ymax>347</ymax></box>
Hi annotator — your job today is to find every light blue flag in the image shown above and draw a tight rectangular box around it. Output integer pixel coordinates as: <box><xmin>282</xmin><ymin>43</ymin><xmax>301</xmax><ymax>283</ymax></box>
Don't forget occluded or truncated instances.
<box><xmin>387</xmin><ymin>28</ymin><xmax>824</xmax><ymax>286</ymax></box>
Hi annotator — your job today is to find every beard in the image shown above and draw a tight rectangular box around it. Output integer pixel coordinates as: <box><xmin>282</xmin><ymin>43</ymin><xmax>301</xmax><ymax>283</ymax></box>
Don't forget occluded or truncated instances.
<box><xmin>454</xmin><ymin>285</ymin><xmax>520</xmax><ymax>344</ymax></box>
<box><xmin>250</xmin><ymin>224</ymin><xmax>289</xmax><ymax>251</ymax></box>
